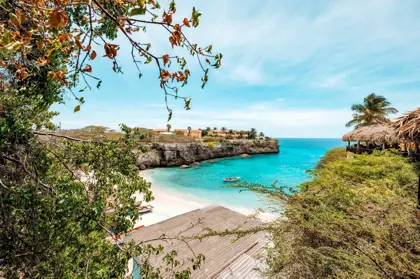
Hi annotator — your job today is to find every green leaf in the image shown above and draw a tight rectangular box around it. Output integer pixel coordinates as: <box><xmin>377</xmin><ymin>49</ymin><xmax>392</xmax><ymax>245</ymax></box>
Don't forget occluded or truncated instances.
<box><xmin>3</xmin><ymin>29</ymin><xmax>11</xmax><ymax>44</ymax></box>
<box><xmin>145</xmin><ymin>56</ymin><xmax>152</xmax><ymax>64</ymax></box>
<box><xmin>167</xmin><ymin>111</ymin><xmax>172</xmax><ymax>122</ymax></box>
<box><xmin>79</xmin><ymin>85</ymin><xmax>87</xmax><ymax>92</ymax></box>
<box><xmin>74</xmin><ymin>105</ymin><xmax>80</xmax><ymax>113</ymax></box>
<box><xmin>97</xmin><ymin>80</ymin><xmax>102</xmax><ymax>89</ymax></box>
<box><xmin>139</xmin><ymin>73</ymin><xmax>143</xmax><ymax>79</ymax></box>
<box><xmin>130</xmin><ymin>7</ymin><xmax>146</xmax><ymax>16</ymax></box>
<box><xmin>184</xmin><ymin>97</ymin><xmax>191</xmax><ymax>110</ymax></box>
<box><xmin>2</xmin><ymin>41</ymin><xmax>21</xmax><ymax>51</ymax></box>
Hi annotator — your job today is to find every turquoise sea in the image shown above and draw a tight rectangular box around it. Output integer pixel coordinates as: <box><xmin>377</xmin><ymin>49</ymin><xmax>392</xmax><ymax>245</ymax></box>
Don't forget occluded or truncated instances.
<box><xmin>148</xmin><ymin>138</ymin><xmax>343</xmax><ymax>210</ymax></box>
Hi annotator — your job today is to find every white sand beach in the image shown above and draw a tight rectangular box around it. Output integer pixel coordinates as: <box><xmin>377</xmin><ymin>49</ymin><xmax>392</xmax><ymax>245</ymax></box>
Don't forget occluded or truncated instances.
<box><xmin>134</xmin><ymin>170</ymin><xmax>278</xmax><ymax>227</ymax></box>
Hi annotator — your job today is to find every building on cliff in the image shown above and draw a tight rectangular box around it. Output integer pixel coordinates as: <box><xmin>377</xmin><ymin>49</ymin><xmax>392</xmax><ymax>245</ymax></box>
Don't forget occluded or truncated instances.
<box><xmin>207</xmin><ymin>130</ymin><xmax>249</xmax><ymax>139</ymax></box>
<box><xmin>153</xmin><ymin>128</ymin><xmax>173</xmax><ymax>135</ymax></box>
<box><xmin>174</xmin><ymin>129</ymin><xmax>202</xmax><ymax>139</ymax></box>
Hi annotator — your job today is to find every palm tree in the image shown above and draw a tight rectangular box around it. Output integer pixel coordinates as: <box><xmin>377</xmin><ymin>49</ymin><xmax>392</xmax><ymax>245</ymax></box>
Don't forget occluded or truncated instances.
<box><xmin>166</xmin><ymin>123</ymin><xmax>171</xmax><ymax>132</ymax></box>
<box><xmin>206</xmin><ymin>127</ymin><xmax>211</xmax><ymax>131</ymax></box>
<box><xmin>259</xmin><ymin>132</ymin><xmax>264</xmax><ymax>138</ymax></box>
<box><xmin>249</xmin><ymin>128</ymin><xmax>257</xmax><ymax>139</ymax></box>
<box><xmin>213</xmin><ymin>127</ymin><xmax>218</xmax><ymax>130</ymax></box>
<box><xmin>221</xmin><ymin>127</ymin><xmax>227</xmax><ymax>131</ymax></box>
<box><xmin>187</xmin><ymin>126</ymin><xmax>191</xmax><ymax>136</ymax></box>
<box><xmin>346</xmin><ymin>93</ymin><xmax>398</xmax><ymax>128</ymax></box>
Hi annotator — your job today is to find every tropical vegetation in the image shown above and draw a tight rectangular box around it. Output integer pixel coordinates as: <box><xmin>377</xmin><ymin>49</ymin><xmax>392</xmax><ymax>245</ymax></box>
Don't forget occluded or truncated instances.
<box><xmin>233</xmin><ymin>150</ymin><xmax>420</xmax><ymax>278</ymax></box>
<box><xmin>346</xmin><ymin>93</ymin><xmax>398</xmax><ymax>128</ymax></box>
<box><xmin>0</xmin><ymin>0</ymin><xmax>219</xmax><ymax>278</ymax></box>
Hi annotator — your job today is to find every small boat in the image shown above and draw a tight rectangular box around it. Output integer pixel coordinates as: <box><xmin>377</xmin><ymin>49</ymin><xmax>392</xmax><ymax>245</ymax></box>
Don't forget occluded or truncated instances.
<box><xmin>138</xmin><ymin>204</ymin><xmax>153</xmax><ymax>215</ymax></box>
<box><xmin>223</xmin><ymin>177</ymin><xmax>241</xmax><ymax>182</ymax></box>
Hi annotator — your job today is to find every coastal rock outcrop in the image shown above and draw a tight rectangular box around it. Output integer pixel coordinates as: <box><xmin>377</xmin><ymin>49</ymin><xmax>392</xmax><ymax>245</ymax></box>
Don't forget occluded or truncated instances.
<box><xmin>135</xmin><ymin>139</ymin><xmax>279</xmax><ymax>168</ymax></box>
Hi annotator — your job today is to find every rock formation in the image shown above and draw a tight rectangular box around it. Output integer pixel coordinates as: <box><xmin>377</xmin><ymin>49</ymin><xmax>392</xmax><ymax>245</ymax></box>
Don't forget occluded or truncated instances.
<box><xmin>135</xmin><ymin>139</ymin><xmax>279</xmax><ymax>168</ymax></box>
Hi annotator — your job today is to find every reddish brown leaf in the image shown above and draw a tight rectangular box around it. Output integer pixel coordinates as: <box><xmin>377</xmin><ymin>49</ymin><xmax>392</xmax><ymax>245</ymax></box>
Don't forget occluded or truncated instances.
<box><xmin>173</xmin><ymin>24</ymin><xmax>181</xmax><ymax>32</ymax></box>
<box><xmin>162</xmin><ymin>12</ymin><xmax>172</xmax><ymax>25</ymax></box>
<box><xmin>104</xmin><ymin>43</ymin><xmax>118</xmax><ymax>59</ymax></box>
<box><xmin>48</xmin><ymin>9</ymin><xmax>68</xmax><ymax>28</ymax></box>
<box><xmin>90</xmin><ymin>50</ymin><xmax>97</xmax><ymax>60</ymax></box>
<box><xmin>162</xmin><ymin>54</ymin><xmax>169</xmax><ymax>66</ymax></box>
<box><xmin>81</xmin><ymin>64</ymin><xmax>92</xmax><ymax>73</ymax></box>
<box><xmin>58</xmin><ymin>33</ymin><xmax>69</xmax><ymax>42</ymax></box>
<box><xmin>36</xmin><ymin>41</ymin><xmax>44</xmax><ymax>52</ymax></box>
<box><xmin>183</xmin><ymin>18</ymin><xmax>190</xmax><ymax>27</ymax></box>
<box><xmin>38</xmin><ymin>57</ymin><xmax>48</xmax><ymax>67</ymax></box>
<box><xmin>75</xmin><ymin>36</ymin><xmax>84</xmax><ymax>50</ymax></box>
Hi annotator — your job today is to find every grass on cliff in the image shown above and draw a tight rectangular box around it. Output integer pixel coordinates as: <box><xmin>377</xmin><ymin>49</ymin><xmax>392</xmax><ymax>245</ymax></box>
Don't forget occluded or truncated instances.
<box><xmin>56</xmin><ymin>126</ymin><xmax>194</xmax><ymax>143</ymax></box>
<box><xmin>232</xmin><ymin>150</ymin><xmax>420</xmax><ymax>278</ymax></box>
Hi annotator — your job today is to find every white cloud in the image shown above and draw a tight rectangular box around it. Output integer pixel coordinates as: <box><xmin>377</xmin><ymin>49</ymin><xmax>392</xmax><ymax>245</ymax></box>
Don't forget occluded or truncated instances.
<box><xmin>109</xmin><ymin>0</ymin><xmax>420</xmax><ymax>93</ymax></box>
<box><xmin>317</xmin><ymin>73</ymin><xmax>347</xmax><ymax>88</ymax></box>
<box><xmin>167</xmin><ymin>106</ymin><xmax>352</xmax><ymax>138</ymax></box>
<box><xmin>171</xmin><ymin>0</ymin><xmax>420</xmax><ymax>89</ymax></box>
<box><xmin>250</xmin><ymin>103</ymin><xmax>266</xmax><ymax>110</ymax></box>
<box><xmin>55</xmin><ymin>0</ymin><xmax>420</xmax><ymax>138</ymax></box>
<box><xmin>56</xmin><ymin>102</ymin><xmax>352</xmax><ymax>138</ymax></box>
<box><xmin>229</xmin><ymin>63</ymin><xmax>265</xmax><ymax>85</ymax></box>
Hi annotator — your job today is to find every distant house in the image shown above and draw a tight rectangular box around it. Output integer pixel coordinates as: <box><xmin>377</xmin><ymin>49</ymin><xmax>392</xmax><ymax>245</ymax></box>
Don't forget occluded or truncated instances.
<box><xmin>207</xmin><ymin>130</ymin><xmax>228</xmax><ymax>137</ymax></box>
<box><xmin>207</xmin><ymin>130</ymin><xmax>249</xmax><ymax>139</ymax></box>
<box><xmin>153</xmin><ymin>128</ymin><xmax>173</xmax><ymax>135</ymax></box>
<box><xmin>174</xmin><ymin>129</ymin><xmax>202</xmax><ymax>139</ymax></box>
<box><xmin>233</xmin><ymin>130</ymin><xmax>248</xmax><ymax>139</ymax></box>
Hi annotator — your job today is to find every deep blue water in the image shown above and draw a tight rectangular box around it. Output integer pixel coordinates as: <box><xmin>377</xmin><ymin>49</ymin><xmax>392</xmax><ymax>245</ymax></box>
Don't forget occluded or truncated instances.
<box><xmin>149</xmin><ymin>138</ymin><xmax>343</xmax><ymax>209</ymax></box>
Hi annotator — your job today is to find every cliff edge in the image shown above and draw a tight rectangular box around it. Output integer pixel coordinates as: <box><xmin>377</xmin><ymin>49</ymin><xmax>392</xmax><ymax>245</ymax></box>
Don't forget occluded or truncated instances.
<box><xmin>135</xmin><ymin>139</ymin><xmax>279</xmax><ymax>168</ymax></box>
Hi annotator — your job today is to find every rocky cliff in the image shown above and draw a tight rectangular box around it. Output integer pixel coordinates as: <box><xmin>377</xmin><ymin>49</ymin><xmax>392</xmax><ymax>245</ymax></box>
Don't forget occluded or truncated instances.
<box><xmin>135</xmin><ymin>139</ymin><xmax>279</xmax><ymax>168</ymax></box>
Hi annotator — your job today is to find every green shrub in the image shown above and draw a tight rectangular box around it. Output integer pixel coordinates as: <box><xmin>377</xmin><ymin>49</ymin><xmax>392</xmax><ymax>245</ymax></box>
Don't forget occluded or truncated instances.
<box><xmin>206</xmin><ymin>141</ymin><xmax>216</xmax><ymax>149</ymax></box>
<box><xmin>316</xmin><ymin>147</ymin><xmax>347</xmax><ymax>169</ymax></box>
<box><xmin>138</xmin><ymin>145</ymin><xmax>149</xmax><ymax>153</ymax></box>
<box><xmin>203</xmin><ymin>136</ymin><xmax>225</xmax><ymax>143</ymax></box>
<box><xmin>236</xmin><ymin>151</ymin><xmax>420</xmax><ymax>278</ymax></box>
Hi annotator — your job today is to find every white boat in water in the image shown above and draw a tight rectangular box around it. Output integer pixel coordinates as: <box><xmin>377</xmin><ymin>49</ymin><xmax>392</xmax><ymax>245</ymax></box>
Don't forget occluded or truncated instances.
<box><xmin>223</xmin><ymin>177</ymin><xmax>241</xmax><ymax>182</ymax></box>
<box><xmin>138</xmin><ymin>204</ymin><xmax>153</xmax><ymax>215</ymax></box>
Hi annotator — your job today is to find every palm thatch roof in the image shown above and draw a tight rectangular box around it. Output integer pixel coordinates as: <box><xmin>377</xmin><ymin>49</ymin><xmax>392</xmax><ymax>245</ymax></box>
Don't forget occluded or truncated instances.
<box><xmin>391</xmin><ymin>108</ymin><xmax>420</xmax><ymax>143</ymax></box>
<box><xmin>342</xmin><ymin>124</ymin><xmax>403</xmax><ymax>145</ymax></box>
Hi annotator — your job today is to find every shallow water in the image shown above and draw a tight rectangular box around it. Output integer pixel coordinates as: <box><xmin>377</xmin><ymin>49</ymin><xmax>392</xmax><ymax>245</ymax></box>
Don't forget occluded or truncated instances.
<box><xmin>148</xmin><ymin>138</ymin><xmax>343</xmax><ymax>209</ymax></box>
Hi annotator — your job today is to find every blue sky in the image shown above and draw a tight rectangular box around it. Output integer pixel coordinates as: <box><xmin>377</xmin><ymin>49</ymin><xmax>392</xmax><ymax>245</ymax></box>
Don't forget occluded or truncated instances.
<box><xmin>54</xmin><ymin>0</ymin><xmax>420</xmax><ymax>138</ymax></box>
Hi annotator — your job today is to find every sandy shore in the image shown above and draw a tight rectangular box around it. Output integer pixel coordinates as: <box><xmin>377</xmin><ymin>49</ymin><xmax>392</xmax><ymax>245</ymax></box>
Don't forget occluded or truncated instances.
<box><xmin>134</xmin><ymin>170</ymin><xmax>278</xmax><ymax>227</ymax></box>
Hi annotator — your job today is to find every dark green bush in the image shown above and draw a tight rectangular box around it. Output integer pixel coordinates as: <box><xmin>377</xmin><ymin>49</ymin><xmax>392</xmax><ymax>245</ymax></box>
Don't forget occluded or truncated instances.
<box><xmin>241</xmin><ymin>151</ymin><xmax>420</xmax><ymax>278</ymax></box>
<box><xmin>316</xmin><ymin>147</ymin><xmax>347</xmax><ymax>169</ymax></box>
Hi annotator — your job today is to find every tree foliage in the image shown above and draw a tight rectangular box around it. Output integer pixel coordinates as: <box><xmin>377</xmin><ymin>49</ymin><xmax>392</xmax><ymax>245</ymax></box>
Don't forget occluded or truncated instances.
<box><xmin>232</xmin><ymin>151</ymin><xmax>420</xmax><ymax>278</ymax></box>
<box><xmin>0</xmin><ymin>0</ymin><xmax>222</xmax><ymax>115</ymax></box>
<box><xmin>0</xmin><ymin>0</ymin><xmax>220</xmax><ymax>278</ymax></box>
<box><xmin>315</xmin><ymin>147</ymin><xmax>347</xmax><ymax>169</ymax></box>
<box><xmin>248</xmin><ymin>128</ymin><xmax>257</xmax><ymax>139</ymax></box>
<box><xmin>346</xmin><ymin>93</ymin><xmax>398</xmax><ymax>128</ymax></box>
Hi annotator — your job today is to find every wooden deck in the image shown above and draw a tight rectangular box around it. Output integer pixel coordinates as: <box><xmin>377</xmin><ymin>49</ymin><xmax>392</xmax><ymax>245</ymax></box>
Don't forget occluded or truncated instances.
<box><xmin>125</xmin><ymin>205</ymin><xmax>268</xmax><ymax>279</ymax></box>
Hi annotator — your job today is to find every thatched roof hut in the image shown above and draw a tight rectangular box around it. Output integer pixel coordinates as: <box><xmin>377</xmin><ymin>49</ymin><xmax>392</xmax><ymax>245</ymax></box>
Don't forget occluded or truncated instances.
<box><xmin>342</xmin><ymin>124</ymin><xmax>403</xmax><ymax>145</ymax></box>
<box><xmin>391</xmin><ymin>108</ymin><xmax>420</xmax><ymax>143</ymax></box>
